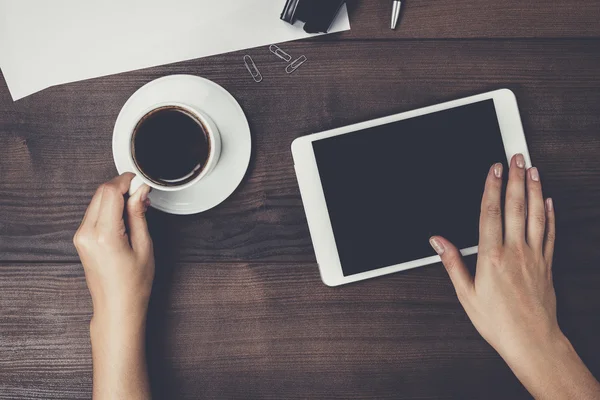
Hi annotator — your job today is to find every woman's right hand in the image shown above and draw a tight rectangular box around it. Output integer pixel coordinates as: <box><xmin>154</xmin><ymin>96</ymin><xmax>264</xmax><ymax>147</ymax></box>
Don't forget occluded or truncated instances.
<box><xmin>430</xmin><ymin>154</ymin><xmax>558</xmax><ymax>360</ymax></box>
<box><xmin>430</xmin><ymin>154</ymin><xmax>600</xmax><ymax>399</ymax></box>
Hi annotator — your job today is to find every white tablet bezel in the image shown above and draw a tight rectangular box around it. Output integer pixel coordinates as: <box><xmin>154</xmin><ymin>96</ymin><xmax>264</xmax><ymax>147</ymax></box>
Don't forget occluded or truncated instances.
<box><xmin>292</xmin><ymin>89</ymin><xmax>531</xmax><ymax>286</ymax></box>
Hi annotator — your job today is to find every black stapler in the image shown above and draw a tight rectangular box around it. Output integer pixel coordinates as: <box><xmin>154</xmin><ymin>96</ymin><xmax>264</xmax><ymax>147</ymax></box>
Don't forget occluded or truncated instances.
<box><xmin>280</xmin><ymin>0</ymin><xmax>346</xmax><ymax>34</ymax></box>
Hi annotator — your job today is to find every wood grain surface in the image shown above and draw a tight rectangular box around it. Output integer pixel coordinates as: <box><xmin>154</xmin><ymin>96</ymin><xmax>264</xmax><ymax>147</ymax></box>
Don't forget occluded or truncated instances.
<box><xmin>1</xmin><ymin>40</ymin><xmax>600</xmax><ymax>264</ymax></box>
<box><xmin>2</xmin><ymin>262</ymin><xmax>600</xmax><ymax>399</ymax></box>
<box><xmin>340</xmin><ymin>0</ymin><xmax>600</xmax><ymax>39</ymax></box>
<box><xmin>1</xmin><ymin>1</ymin><xmax>600</xmax><ymax>399</ymax></box>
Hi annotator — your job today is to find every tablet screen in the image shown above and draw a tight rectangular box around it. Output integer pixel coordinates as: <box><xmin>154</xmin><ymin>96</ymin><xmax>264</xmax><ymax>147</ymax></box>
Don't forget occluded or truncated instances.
<box><xmin>312</xmin><ymin>99</ymin><xmax>507</xmax><ymax>276</ymax></box>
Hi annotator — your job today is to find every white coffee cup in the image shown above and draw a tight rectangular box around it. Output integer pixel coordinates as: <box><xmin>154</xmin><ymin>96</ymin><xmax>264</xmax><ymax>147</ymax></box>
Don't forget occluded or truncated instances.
<box><xmin>127</xmin><ymin>102</ymin><xmax>222</xmax><ymax>195</ymax></box>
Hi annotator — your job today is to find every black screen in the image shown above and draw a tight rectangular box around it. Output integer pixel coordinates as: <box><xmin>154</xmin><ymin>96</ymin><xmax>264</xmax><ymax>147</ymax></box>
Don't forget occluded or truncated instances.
<box><xmin>312</xmin><ymin>100</ymin><xmax>507</xmax><ymax>276</ymax></box>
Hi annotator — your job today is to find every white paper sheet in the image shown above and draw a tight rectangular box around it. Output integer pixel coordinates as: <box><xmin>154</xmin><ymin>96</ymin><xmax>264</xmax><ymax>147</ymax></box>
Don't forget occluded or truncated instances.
<box><xmin>0</xmin><ymin>0</ymin><xmax>350</xmax><ymax>101</ymax></box>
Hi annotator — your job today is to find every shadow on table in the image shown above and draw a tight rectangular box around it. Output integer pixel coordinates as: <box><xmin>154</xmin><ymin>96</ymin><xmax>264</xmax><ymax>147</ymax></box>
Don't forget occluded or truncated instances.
<box><xmin>140</xmin><ymin>108</ymin><xmax>258</xmax><ymax>399</ymax></box>
<box><xmin>345</xmin><ymin>0</ymin><xmax>360</xmax><ymax>19</ymax></box>
<box><xmin>145</xmin><ymin>209</ymin><xmax>181</xmax><ymax>399</ymax></box>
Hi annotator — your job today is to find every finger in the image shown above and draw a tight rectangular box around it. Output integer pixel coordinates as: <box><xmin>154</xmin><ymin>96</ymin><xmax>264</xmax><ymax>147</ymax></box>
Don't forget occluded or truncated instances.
<box><xmin>96</xmin><ymin>173</ymin><xmax>135</xmax><ymax>232</ymax></box>
<box><xmin>430</xmin><ymin>236</ymin><xmax>474</xmax><ymax>302</ymax></box>
<box><xmin>79</xmin><ymin>184</ymin><xmax>105</xmax><ymax>229</ymax></box>
<box><xmin>126</xmin><ymin>184</ymin><xmax>153</xmax><ymax>254</ymax></box>
<box><xmin>526</xmin><ymin>167</ymin><xmax>545</xmax><ymax>252</ymax></box>
<box><xmin>543</xmin><ymin>198</ymin><xmax>556</xmax><ymax>267</ymax></box>
<box><xmin>479</xmin><ymin>163</ymin><xmax>504</xmax><ymax>252</ymax></box>
<box><xmin>505</xmin><ymin>154</ymin><xmax>527</xmax><ymax>245</ymax></box>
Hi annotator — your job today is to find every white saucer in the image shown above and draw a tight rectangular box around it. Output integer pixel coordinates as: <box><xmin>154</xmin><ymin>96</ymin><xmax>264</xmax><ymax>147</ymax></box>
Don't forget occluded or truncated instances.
<box><xmin>113</xmin><ymin>75</ymin><xmax>251</xmax><ymax>215</ymax></box>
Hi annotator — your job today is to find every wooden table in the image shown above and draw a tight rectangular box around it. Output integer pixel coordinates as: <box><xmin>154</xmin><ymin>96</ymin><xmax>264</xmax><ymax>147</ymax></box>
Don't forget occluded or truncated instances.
<box><xmin>1</xmin><ymin>1</ymin><xmax>600</xmax><ymax>398</ymax></box>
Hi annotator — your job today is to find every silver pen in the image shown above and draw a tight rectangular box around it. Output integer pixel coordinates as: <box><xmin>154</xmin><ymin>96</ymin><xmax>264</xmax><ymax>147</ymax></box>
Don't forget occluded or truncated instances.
<box><xmin>391</xmin><ymin>0</ymin><xmax>402</xmax><ymax>30</ymax></box>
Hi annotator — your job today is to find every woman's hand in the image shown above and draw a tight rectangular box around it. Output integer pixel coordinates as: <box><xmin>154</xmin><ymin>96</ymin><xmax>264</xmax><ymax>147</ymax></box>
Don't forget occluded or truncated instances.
<box><xmin>430</xmin><ymin>154</ymin><xmax>557</xmax><ymax>359</ymax></box>
<box><xmin>431</xmin><ymin>154</ymin><xmax>600</xmax><ymax>399</ymax></box>
<box><xmin>74</xmin><ymin>173</ymin><xmax>154</xmax><ymax>322</ymax></box>
<box><xmin>74</xmin><ymin>173</ymin><xmax>154</xmax><ymax>400</ymax></box>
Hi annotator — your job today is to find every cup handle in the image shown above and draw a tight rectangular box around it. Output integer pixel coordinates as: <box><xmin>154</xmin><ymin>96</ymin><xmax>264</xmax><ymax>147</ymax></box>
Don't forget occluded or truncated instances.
<box><xmin>129</xmin><ymin>175</ymin><xmax>145</xmax><ymax>196</ymax></box>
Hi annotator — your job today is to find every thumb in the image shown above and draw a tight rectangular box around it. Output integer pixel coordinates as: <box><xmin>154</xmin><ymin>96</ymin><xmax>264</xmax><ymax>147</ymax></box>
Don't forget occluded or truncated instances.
<box><xmin>430</xmin><ymin>236</ymin><xmax>474</xmax><ymax>301</ymax></box>
<box><xmin>127</xmin><ymin>184</ymin><xmax>152</xmax><ymax>253</ymax></box>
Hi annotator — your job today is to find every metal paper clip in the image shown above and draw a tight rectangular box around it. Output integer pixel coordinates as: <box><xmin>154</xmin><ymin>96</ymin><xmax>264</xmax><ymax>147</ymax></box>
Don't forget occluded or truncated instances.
<box><xmin>269</xmin><ymin>44</ymin><xmax>292</xmax><ymax>62</ymax></box>
<box><xmin>285</xmin><ymin>55</ymin><xmax>307</xmax><ymax>74</ymax></box>
<box><xmin>244</xmin><ymin>55</ymin><xmax>263</xmax><ymax>83</ymax></box>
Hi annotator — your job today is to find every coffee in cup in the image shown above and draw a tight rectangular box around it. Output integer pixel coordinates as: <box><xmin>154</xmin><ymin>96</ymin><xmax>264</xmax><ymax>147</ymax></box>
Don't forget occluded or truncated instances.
<box><xmin>128</xmin><ymin>103</ymin><xmax>221</xmax><ymax>194</ymax></box>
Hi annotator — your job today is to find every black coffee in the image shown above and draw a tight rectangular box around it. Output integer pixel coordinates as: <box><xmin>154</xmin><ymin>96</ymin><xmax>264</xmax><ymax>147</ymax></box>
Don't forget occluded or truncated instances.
<box><xmin>132</xmin><ymin>106</ymin><xmax>210</xmax><ymax>186</ymax></box>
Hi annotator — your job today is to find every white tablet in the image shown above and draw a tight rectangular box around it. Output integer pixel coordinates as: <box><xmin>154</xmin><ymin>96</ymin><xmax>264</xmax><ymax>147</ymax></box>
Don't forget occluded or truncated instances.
<box><xmin>292</xmin><ymin>89</ymin><xmax>531</xmax><ymax>286</ymax></box>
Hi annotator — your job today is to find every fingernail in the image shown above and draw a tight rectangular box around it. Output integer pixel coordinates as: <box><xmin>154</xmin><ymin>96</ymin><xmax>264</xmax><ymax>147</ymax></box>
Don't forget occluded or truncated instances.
<box><xmin>515</xmin><ymin>154</ymin><xmax>525</xmax><ymax>169</ymax></box>
<box><xmin>546</xmin><ymin>198</ymin><xmax>553</xmax><ymax>212</ymax></box>
<box><xmin>493</xmin><ymin>163</ymin><xmax>503</xmax><ymax>178</ymax></box>
<box><xmin>530</xmin><ymin>167</ymin><xmax>539</xmax><ymax>182</ymax></box>
<box><xmin>429</xmin><ymin>237</ymin><xmax>445</xmax><ymax>255</ymax></box>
